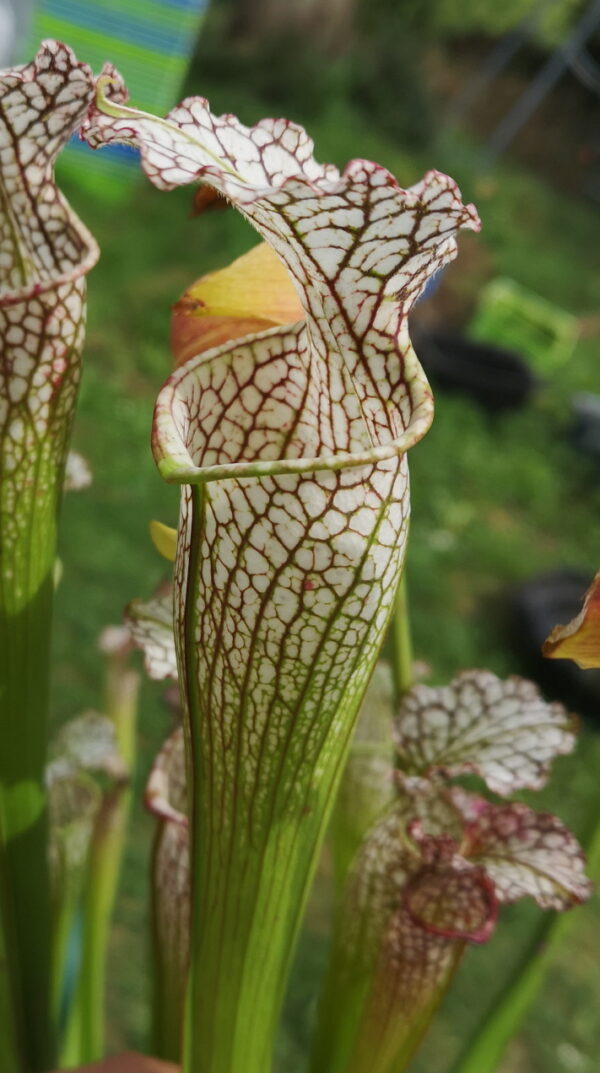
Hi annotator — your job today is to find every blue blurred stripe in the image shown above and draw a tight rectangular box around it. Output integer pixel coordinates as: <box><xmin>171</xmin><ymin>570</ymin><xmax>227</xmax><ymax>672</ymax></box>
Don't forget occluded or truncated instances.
<box><xmin>68</xmin><ymin>135</ymin><xmax>140</xmax><ymax>167</ymax></box>
<box><xmin>44</xmin><ymin>0</ymin><xmax>189</xmax><ymax>53</ymax></box>
<box><xmin>163</xmin><ymin>0</ymin><xmax>207</xmax><ymax>9</ymax></box>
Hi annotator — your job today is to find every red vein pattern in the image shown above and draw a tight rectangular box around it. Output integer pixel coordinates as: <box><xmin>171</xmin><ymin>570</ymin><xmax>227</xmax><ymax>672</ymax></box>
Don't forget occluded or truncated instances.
<box><xmin>394</xmin><ymin>669</ymin><xmax>577</xmax><ymax>794</ymax></box>
<box><xmin>319</xmin><ymin>803</ymin><xmax>494</xmax><ymax>1073</ymax></box>
<box><xmin>83</xmin><ymin>70</ymin><xmax>480</xmax><ymax>481</ymax></box>
<box><xmin>321</xmin><ymin>781</ymin><xmax>589</xmax><ymax>1073</ymax></box>
<box><xmin>0</xmin><ymin>38</ymin><xmax>97</xmax><ymax>632</ymax></box>
<box><xmin>462</xmin><ymin>797</ymin><xmax>591</xmax><ymax>909</ymax></box>
<box><xmin>83</xmin><ymin>76</ymin><xmax>480</xmax><ymax>1071</ymax></box>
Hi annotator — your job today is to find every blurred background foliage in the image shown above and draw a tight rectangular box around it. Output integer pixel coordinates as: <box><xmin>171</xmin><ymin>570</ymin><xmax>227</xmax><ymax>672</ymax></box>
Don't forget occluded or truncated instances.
<box><xmin>415</xmin><ymin>0</ymin><xmax>581</xmax><ymax>41</ymax></box>
<box><xmin>43</xmin><ymin>0</ymin><xmax>600</xmax><ymax>1069</ymax></box>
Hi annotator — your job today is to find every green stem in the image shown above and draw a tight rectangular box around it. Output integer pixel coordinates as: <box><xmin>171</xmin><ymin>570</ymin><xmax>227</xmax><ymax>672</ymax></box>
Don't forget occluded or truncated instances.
<box><xmin>390</xmin><ymin>574</ymin><xmax>413</xmax><ymax>705</ymax></box>
<box><xmin>61</xmin><ymin>653</ymin><xmax>139</xmax><ymax>1064</ymax></box>
<box><xmin>450</xmin><ymin>816</ymin><xmax>600</xmax><ymax>1073</ymax></box>
<box><xmin>61</xmin><ymin>789</ymin><xmax>124</xmax><ymax>1062</ymax></box>
<box><xmin>51</xmin><ymin>888</ymin><xmax>79</xmax><ymax>1032</ymax></box>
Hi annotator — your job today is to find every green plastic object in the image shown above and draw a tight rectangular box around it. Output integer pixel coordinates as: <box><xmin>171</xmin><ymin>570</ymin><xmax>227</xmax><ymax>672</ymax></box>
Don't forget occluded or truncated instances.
<box><xmin>470</xmin><ymin>277</ymin><xmax>579</xmax><ymax>372</ymax></box>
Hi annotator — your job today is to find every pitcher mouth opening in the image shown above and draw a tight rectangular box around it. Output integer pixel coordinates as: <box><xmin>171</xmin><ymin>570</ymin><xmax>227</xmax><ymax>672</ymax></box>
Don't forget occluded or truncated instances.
<box><xmin>152</xmin><ymin>324</ymin><xmax>434</xmax><ymax>487</ymax></box>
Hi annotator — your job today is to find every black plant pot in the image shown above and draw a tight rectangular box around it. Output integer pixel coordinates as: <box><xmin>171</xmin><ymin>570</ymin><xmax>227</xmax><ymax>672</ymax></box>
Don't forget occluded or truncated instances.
<box><xmin>510</xmin><ymin>569</ymin><xmax>600</xmax><ymax>724</ymax></box>
<box><xmin>413</xmin><ymin>331</ymin><xmax>539</xmax><ymax>412</ymax></box>
<box><xmin>570</xmin><ymin>392</ymin><xmax>600</xmax><ymax>460</ymax></box>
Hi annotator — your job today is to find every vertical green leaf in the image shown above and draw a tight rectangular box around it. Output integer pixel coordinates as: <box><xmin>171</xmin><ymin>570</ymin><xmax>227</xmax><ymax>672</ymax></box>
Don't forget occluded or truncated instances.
<box><xmin>0</xmin><ymin>41</ymin><xmax>97</xmax><ymax>1068</ymax></box>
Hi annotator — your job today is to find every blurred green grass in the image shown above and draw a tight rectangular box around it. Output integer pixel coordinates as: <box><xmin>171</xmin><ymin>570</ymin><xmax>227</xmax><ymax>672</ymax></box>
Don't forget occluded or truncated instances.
<box><xmin>53</xmin><ymin>80</ymin><xmax>600</xmax><ymax>1071</ymax></box>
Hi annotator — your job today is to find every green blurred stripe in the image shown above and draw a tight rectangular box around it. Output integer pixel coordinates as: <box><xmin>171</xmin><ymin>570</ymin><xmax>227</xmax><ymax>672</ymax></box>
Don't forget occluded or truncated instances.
<box><xmin>34</xmin><ymin>16</ymin><xmax>187</xmax><ymax>104</ymax></box>
<box><xmin>47</xmin><ymin>0</ymin><xmax>201</xmax><ymax>34</ymax></box>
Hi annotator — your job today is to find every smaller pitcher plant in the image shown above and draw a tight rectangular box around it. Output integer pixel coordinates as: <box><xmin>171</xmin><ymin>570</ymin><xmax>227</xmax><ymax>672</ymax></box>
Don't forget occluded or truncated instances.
<box><xmin>312</xmin><ymin>670</ymin><xmax>590</xmax><ymax>1073</ymax></box>
<box><xmin>0</xmin><ymin>38</ymin><xmax>594</xmax><ymax>1073</ymax></box>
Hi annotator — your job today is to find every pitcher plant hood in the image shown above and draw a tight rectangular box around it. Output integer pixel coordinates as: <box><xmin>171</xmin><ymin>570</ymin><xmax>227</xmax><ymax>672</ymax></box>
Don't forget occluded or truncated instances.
<box><xmin>83</xmin><ymin>70</ymin><xmax>480</xmax><ymax>482</ymax></box>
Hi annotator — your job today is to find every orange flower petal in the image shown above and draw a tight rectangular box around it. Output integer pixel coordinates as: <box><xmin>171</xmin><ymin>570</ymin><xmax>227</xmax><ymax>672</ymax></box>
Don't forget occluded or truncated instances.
<box><xmin>543</xmin><ymin>570</ymin><xmax>600</xmax><ymax>670</ymax></box>
<box><xmin>171</xmin><ymin>242</ymin><xmax>304</xmax><ymax>366</ymax></box>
